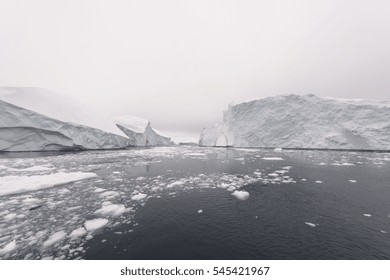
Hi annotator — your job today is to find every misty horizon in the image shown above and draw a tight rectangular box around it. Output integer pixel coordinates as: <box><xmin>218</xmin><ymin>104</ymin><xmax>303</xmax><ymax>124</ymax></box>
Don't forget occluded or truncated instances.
<box><xmin>1</xmin><ymin>0</ymin><xmax>390</xmax><ymax>136</ymax></box>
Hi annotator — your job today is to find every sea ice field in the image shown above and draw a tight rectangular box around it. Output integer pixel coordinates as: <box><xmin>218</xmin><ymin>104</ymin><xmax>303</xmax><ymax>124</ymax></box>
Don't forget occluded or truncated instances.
<box><xmin>0</xmin><ymin>146</ymin><xmax>390</xmax><ymax>259</ymax></box>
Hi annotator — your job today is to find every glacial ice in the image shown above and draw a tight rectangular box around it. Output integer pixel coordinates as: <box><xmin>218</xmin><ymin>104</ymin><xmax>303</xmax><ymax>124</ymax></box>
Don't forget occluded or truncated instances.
<box><xmin>199</xmin><ymin>94</ymin><xmax>390</xmax><ymax>150</ymax></box>
<box><xmin>114</xmin><ymin>115</ymin><xmax>171</xmax><ymax>146</ymax></box>
<box><xmin>0</xmin><ymin>87</ymin><xmax>130</xmax><ymax>151</ymax></box>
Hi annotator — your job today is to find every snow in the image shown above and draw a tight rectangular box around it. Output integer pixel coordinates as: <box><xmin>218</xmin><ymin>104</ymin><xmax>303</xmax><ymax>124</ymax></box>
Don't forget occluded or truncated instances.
<box><xmin>84</xmin><ymin>218</ymin><xmax>109</xmax><ymax>231</ymax></box>
<box><xmin>232</xmin><ymin>190</ymin><xmax>250</xmax><ymax>200</ymax></box>
<box><xmin>0</xmin><ymin>87</ymin><xmax>130</xmax><ymax>151</ymax></box>
<box><xmin>0</xmin><ymin>240</ymin><xmax>17</xmax><ymax>256</ymax></box>
<box><xmin>199</xmin><ymin>94</ymin><xmax>390</xmax><ymax>150</ymax></box>
<box><xmin>114</xmin><ymin>115</ymin><xmax>171</xmax><ymax>146</ymax></box>
<box><xmin>43</xmin><ymin>231</ymin><xmax>66</xmax><ymax>247</ymax></box>
<box><xmin>131</xmin><ymin>193</ymin><xmax>148</xmax><ymax>201</ymax></box>
<box><xmin>0</xmin><ymin>172</ymin><xmax>97</xmax><ymax>196</ymax></box>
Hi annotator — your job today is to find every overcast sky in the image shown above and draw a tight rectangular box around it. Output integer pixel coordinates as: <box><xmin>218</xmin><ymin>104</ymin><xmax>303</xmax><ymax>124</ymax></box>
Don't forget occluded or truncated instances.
<box><xmin>1</xmin><ymin>0</ymin><xmax>389</xmax><ymax>137</ymax></box>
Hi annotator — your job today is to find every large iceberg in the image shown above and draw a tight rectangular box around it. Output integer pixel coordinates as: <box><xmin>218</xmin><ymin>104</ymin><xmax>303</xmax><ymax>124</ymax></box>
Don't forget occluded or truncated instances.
<box><xmin>114</xmin><ymin>115</ymin><xmax>172</xmax><ymax>146</ymax></box>
<box><xmin>0</xmin><ymin>87</ymin><xmax>130</xmax><ymax>151</ymax></box>
<box><xmin>199</xmin><ymin>94</ymin><xmax>390</xmax><ymax>150</ymax></box>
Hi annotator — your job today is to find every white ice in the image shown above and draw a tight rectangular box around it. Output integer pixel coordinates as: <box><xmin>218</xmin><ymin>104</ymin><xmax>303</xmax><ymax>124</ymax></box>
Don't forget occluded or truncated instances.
<box><xmin>232</xmin><ymin>190</ymin><xmax>250</xmax><ymax>200</ymax></box>
<box><xmin>0</xmin><ymin>172</ymin><xmax>97</xmax><ymax>196</ymax></box>
<box><xmin>84</xmin><ymin>218</ymin><xmax>109</xmax><ymax>231</ymax></box>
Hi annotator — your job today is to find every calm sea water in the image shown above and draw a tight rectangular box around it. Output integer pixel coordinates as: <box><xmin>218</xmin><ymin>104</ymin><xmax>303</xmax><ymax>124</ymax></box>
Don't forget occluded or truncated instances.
<box><xmin>0</xmin><ymin>147</ymin><xmax>390</xmax><ymax>259</ymax></box>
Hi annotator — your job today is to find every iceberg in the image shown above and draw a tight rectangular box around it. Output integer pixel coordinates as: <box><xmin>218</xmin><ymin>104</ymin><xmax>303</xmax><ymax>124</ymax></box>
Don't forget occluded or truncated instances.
<box><xmin>114</xmin><ymin>115</ymin><xmax>171</xmax><ymax>146</ymax></box>
<box><xmin>0</xmin><ymin>87</ymin><xmax>130</xmax><ymax>151</ymax></box>
<box><xmin>200</xmin><ymin>94</ymin><xmax>390</xmax><ymax>150</ymax></box>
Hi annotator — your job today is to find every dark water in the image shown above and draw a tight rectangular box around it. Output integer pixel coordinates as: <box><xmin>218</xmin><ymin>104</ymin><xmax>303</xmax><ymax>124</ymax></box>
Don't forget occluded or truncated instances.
<box><xmin>83</xmin><ymin>149</ymin><xmax>390</xmax><ymax>260</ymax></box>
<box><xmin>1</xmin><ymin>147</ymin><xmax>390</xmax><ymax>260</ymax></box>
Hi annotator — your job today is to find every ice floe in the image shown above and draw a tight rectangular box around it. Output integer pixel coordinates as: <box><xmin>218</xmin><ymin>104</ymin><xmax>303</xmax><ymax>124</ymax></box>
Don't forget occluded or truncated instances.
<box><xmin>232</xmin><ymin>190</ymin><xmax>250</xmax><ymax>200</ymax></box>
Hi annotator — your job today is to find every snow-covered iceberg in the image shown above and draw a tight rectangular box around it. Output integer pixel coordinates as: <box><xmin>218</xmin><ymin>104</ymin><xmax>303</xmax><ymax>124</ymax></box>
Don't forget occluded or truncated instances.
<box><xmin>0</xmin><ymin>87</ymin><xmax>130</xmax><ymax>151</ymax></box>
<box><xmin>114</xmin><ymin>115</ymin><xmax>172</xmax><ymax>146</ymax></box>
<box><xmin>199</xmin><ymin>94</ymin><xmax>390</xmax><ymax>150</ymax></box>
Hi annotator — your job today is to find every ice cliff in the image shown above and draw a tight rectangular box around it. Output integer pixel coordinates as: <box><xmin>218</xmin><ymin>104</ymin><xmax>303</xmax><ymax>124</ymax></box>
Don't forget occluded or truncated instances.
<box><xmin>0</xmin><ymin>87</ymin><xmax>130</xmax><ymax>151</ymax></box>
<box><xmin>199</xmin><ymin>94</ymin><xmax>390</xmax><ymax>150</ymax></box>
<box><xmin>114</xmin><ymin>115</ymin><xmax>172</xmax><ymax>146</ymax></box>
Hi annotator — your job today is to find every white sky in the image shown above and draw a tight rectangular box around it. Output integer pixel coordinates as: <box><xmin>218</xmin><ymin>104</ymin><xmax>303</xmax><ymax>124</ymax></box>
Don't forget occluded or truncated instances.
<box><xmin>1</xmin><ymin>0</ymin><xmax>389</xmax><ymax>136</ymax></box>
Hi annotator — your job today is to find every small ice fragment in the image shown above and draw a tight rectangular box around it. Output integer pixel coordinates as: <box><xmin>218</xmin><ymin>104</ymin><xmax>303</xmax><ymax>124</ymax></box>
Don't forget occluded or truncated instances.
<box><xmin>262</xmin><ymin>157</ymin><xmax>283</xmax><ymax>161</ymax></box>
<box><xmin>349</xmin><ymin>180</ymin><xmax>357</xmax><ymax>183</ymax></box>
<box><xmin>84</xmin><ymin>218</ymin><xmax>109</xmax><ymax>231</ymax></box>
<box><xmin>227</xmin><ymin>186</ymin><xmax>236</xmax><ymax>192</ymax></box>
<box><xmin>0</xmin><ymin>240</ymin><xmax>17</xmax><ymax>256</ymax></box>
<box><xmin>43</xmin><ymin>231</ymin><xmax>66</xmax><ymax>247</ymax></box>
<box><xmin>197</xmin><ymin>209</ymin><xmax>203</xmax><ymax>214</ymax></box>
<box><xmin>232</xmin><ymin>190</ymin><xmax>250</xmax><ymax>201</ymax></box>
<box><xmin>305</xmin><ymin>222</ymin><xmax>317</xmax><ymax>227</ymax></box>
<box><xmin>274</xmin><ymin>148</ymin><xmax>283</xmax><ymax>152</ymax></box>
<box><xmin>315</xmin><ymin>181</ymin><xmax>323</xmax><ymax>184</ymax></box>
<box><xmin>69</xmin><ymin>227</ymin><xmax>87</xmax><ymax>239</ymax></box>
<box><xmin>363</xmin><ymin>214</ymin><xmax>372</xmax><ymax>217</ymax></box>
<box><xmin>131</xmin><ymin>193</ymin><xmax>147</xmax><ymax>201</ymax></box>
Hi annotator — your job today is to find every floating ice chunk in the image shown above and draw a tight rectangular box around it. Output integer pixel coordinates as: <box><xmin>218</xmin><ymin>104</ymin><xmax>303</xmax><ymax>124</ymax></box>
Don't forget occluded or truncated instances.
<box><xmin>15</xmin><ymin>166</ymin><xmax>55</xmax><ymax>172</ymax></box>
<box><xmin>112</xmin><ymin>171</ymin><xmax>121</xmax><ymax>174</ymax></box>
<box><xmin>232</xmin><ymin>190</ymin><xmax>250</xmax><ymax>200</ymax></box>
<box><xmin>381</xmin><ymin>230</ymin><xmax>387</xmax><ymax>234</ymax></box>
<box><xmin>274</xmin><ymin>148</ymin><xmax>283</xmax><ymax>152</ymax></box>
<box><xmin>131</xmin><ymin>193</ymin><xmax>147</xmax><ymax>201</ymax></box>
<box><xmin>69</xmin><ymin>227</ymin><xmax>87</xmax><ymax>239</ymax></box>
<box><xmin>185</xmin><ymin>153</ymin><xmax>206</xmax><ymax>157</ymax></box>
<box><xmin>0</xmin><ymin>240</ymin><xmax>17</xmax><ymax>256</ymax></box>
<box><xmin>305</xmin><ymin>222</ymin><xmax>317</xmax><ymax>227</ymax></box>
<box><xmin>262</xmin><ymin>157</ymin><xmax>283</xmax><ymax>161</ymax></box>
<box><xmin>227</xmin><ymin>186</ymin><xmax>236</xmax><ymax>192</ymax></box>
<box><xmin>349</xmin><ymin>180</ymin><xmax>357</xmax><ymax>183</ymax></box>
<box><xmin>301</xmin><ymin>179</ymin><xmax>307</xmax><ymax>181</ymax></box>
<box><xmin>315</xmin><ymin>181</ymin><xmax>323</xmax><ymax>184</ymax></box>
<box><xmin>95</xmin><ymin>203</ymin><xmax>129</xmax><ymax>217</ymax></box>
<box><xmin>4</xmin><ymin>213</ymin><xmax>17</xmax><ymax>220</ymax></box>
<box><xmin>197</xmin><ymin>209</ymin><xmax>203</xmax><ymax>213</ymax></box>
<box><xmin>136</xmin><ymin>177</ymin><xmax>146</xmax><ymax>181</ymax></box>
<box><xmin>363</xmin><ymin>214</ymin><xmax>372</xmax><ymax>217</ymax></box>
<box><xmin>167</xmin><ymin>181</ymin><xmax>185</xmax><ymax>189</ymax></box>
<box><xmin>84</xmin><ymin>218</ymin><xmax>109</xmax><ymax>231</ymax></box>
<box><xmin>43</xmin><ymin>231</ymin><xmax>66</xmax><ymax>247</ymax></box>
<box><xmin>99</xmin><ymin>191</ymin><xmax>119</xmax><ymax>198</ymax></box>
<box><xmin>0</xmin><ymin>172</ymin><xmax>97</xmax><ymax>196</ymax></box>
<box><xmin>93</xmin><ymin>188</ymin><xmax>106</xmax><ymax>193</ymax></box>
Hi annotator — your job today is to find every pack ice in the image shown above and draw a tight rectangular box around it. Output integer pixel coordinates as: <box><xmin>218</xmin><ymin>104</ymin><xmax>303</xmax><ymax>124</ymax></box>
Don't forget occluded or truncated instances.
<box><xmin>114</xmin><ymin>115</ymin><xmax>171</xmax><ymax>146</ymax></box>
<box><xmin>0</xmin><ymin>87</ymin><xmax>130</xmax><ymax>151</ymax></box>
<box><xmin>199</xmin><ymin>94</ymin><xmax>390</xmax><ymax>150</ymax></box>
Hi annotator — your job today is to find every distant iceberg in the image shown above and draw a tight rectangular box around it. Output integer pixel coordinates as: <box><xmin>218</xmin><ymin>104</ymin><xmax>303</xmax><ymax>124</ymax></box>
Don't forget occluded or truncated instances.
<box><xmin>114</xmin><ymin>115</ymin><xmax>172</xmax><ymax>146</ymax></box>
<box><xmin>199</xmin><ymin>94</ymin><xmax>390</xmax><ymax>150</ymax></box>
<box><xmin>0</xmin><ymin>87</ymin><xmax>130</xmax><ymax>151</ymax></box>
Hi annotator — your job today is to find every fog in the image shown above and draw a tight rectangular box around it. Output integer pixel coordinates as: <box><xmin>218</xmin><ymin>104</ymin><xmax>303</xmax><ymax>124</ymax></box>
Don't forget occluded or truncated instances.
<box><xmin>1</xmin><ymin>0</ymin><xmax>389</xmax><ymax>137</ymax></box>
